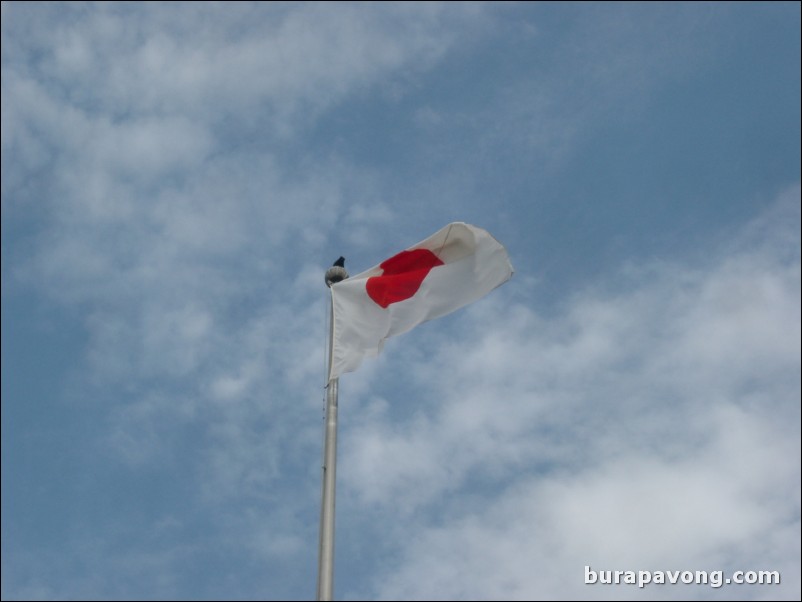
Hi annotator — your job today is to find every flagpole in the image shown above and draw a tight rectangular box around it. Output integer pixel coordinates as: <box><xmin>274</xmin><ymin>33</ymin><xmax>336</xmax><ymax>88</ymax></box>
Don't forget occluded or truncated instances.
<box><xmin>318</xmin><ymin>262</ymin><xmax>347</xmax><ymax>601</ymax></box>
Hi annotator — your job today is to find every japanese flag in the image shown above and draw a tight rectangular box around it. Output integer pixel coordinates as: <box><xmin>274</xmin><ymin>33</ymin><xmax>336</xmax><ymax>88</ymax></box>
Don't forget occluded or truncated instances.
<box><xmin>329</xmin><ymin>222</ymin><xmax>513</xmax><ymax>381</ymax></box>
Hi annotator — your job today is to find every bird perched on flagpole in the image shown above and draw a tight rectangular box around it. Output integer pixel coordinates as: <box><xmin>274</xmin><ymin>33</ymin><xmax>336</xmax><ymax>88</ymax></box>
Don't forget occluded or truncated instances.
<box><xmin>325</xmin><ymin>257</ymin><xmax>348</xmax><ymax>288</ymax></box>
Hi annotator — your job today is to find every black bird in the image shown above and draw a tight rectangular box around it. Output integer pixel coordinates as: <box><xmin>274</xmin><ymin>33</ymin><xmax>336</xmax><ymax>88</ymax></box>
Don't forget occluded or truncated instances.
<box><xmin>333</xmin><ymin>257</ymin><xmax>345</xmax><ymax>268</ymax></box>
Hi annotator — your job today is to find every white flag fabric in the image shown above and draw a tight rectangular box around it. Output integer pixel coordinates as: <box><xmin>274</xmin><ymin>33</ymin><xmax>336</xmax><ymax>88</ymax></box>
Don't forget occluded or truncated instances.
<box><xmin>328</xmin><ymin>222</ymin><xmax>513</xmax><ymax>381</ymax></box>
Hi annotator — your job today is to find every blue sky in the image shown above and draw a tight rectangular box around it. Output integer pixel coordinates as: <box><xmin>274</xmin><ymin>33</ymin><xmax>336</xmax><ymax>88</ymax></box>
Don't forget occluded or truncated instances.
<box><xmin>1</xmin><ymin>2</ymin><xmax>800</xmax><ymax>600</ymax></box>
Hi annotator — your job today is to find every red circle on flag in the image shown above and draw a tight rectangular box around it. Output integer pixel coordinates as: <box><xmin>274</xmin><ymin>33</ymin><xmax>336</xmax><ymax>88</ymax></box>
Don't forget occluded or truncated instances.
<box><xmin>366</xmin><ymin>249</ymin><xmax>444</xmax><ymax>308</ymax></box>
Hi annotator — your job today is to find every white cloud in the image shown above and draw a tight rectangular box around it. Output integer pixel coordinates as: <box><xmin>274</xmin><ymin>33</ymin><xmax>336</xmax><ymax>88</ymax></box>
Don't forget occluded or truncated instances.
<box><xmin>2</xmin><ymin>2</ymin><xmax>496</xmax><ymax>377</ymax></box>
<box><xmin>339</xmin><ymin>187</ymin><xmax>801</xmax><ymax>600</ymax></box>
<box><xmin>2</xmin><ymin>13</ymin><xmax>498</xmax><ymax>593</ymax></box>
<box><xmin>367</xmin><ymin>407</ymin><xmax>799</xmax><ymax>601</ymax></box>
<box><xmin>3</xmin><ymin>2</ymin><xmax>481</xmax><ymax>132</ymax></box>
<box><xmin>2</xmin><ymin>3</ymin><xmax>798</xmax><ymax>600</ymax></box>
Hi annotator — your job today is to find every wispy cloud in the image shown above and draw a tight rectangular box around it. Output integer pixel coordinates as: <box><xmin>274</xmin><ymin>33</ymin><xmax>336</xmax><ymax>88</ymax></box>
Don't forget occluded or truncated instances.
<box><xmin>340</xmin><ymin>186</ymin><xmax>800</xmax><ymax>600</ymax></box>
<box><xmin>2</xmin><ymin>2</ymin><xmax>799</xmax><ymax>600</ymax></box>
<box><xmin>1</xmin><ymin>5</ymin><xmax>500</xmax><ymax>600</ymax></box>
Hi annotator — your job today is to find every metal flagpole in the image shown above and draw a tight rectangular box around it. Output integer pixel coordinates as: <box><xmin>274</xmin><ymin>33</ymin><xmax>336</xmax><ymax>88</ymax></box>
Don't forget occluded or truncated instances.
<box><xmin>318</xmin><ymin>260</ymin><xmax>347</xmax><ymax>601</ymax></box>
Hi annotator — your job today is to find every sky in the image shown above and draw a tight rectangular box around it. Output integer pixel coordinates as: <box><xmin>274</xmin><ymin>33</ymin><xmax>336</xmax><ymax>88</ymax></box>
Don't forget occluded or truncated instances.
<box><xmin>1</xmin><ymin>2</ymin><xmax>800</xmax><ymax>601</ymax></box>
